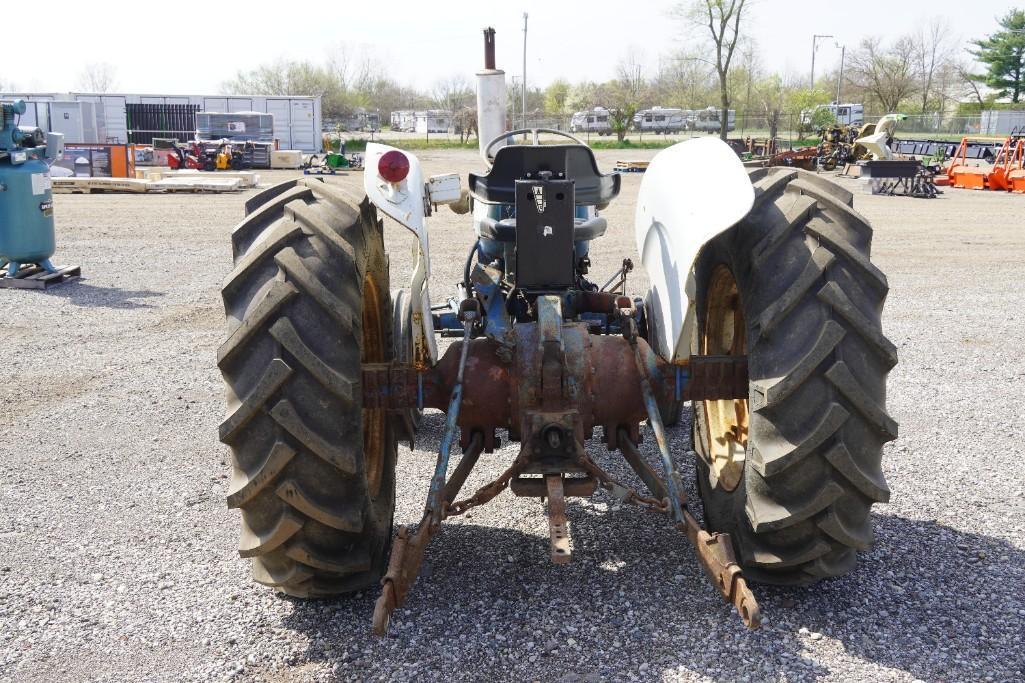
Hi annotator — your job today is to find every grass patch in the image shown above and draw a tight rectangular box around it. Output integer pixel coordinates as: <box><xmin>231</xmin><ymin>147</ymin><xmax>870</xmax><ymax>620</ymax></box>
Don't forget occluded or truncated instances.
<box><xmin>339</xmin><ymin>138</ymin><xmax>476</xmax><ymax>152</ymax></box>
<box><xmin>588</xmin><ymin>139</ymin><xmax>676</xmax><ymax>149</ymax></box>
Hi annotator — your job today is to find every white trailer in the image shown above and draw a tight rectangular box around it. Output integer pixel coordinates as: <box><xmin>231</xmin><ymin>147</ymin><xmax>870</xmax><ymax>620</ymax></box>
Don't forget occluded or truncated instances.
<box><xmin>414</xmin><ymin>110</ymin><xmax>451</xmax><ymax>134</ymax></box>
<box><xmin>633</xmin><ymin>107</ymin><xmax>687</xmax><ymax>134</ymax></box>
<box><xmin>692</xmin><ymin>107</ymin><xmax>736</xmax><ymax>133</ymax></box>
<box><xmin>801</xmin><ymin>103</ymin><xmax>864</xmax><ymax>127</ymax></box>
<box><xmin>570</xmin><ymin>108</ymin><xmax>612</xmax><ymax>135</ymax></box>
<box><xmin>390</xmin><ymin>110</ymin><xmax>416</xmax><ymax>132</ymax></box>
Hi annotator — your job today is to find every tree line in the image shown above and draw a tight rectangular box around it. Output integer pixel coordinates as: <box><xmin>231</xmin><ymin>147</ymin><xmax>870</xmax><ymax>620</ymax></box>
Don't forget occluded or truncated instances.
<box><xmin>220</xmin><ymin>6</ymin><xmax>1025</xmax><ymax>138</ymax></box>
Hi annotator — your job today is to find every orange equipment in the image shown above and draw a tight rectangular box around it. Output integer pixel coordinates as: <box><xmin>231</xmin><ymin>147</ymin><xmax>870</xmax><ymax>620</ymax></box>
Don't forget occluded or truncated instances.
<box><xmin>1005</xmin><ymin>140</ymin><xmax>1025</xmax><ymax>193</ymax></box>
<box><xmin>945</xmin><ymin>137</ymin><xmax>990</xmax><ymax>189</ymax></box>
<box><xmin>988</xmin><ymin>137</ymin><xmax>1018</xmax><ymax>191</ymax></box>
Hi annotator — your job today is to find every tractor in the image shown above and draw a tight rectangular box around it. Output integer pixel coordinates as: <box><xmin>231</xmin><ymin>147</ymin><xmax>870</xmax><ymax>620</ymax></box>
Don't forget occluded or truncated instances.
<box><xmin>217</xmin><ymin>28</ymin><xmax>896</xmax><ymax>634</ymax></box>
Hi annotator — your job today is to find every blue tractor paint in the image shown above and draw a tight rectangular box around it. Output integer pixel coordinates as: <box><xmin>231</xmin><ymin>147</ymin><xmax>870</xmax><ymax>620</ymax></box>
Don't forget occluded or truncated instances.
<box><xmin>0</xmin><ymin>99</ymin><xmax>64</xmax><ymax>274</ymax></box>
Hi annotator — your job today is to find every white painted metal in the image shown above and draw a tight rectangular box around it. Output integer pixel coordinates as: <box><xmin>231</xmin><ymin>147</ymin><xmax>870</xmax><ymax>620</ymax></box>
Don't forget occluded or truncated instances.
<box><xmin>363</xmin><ymin>143</ymin><xmax>438</xmax><ymax>364</ymax></box>
<box><xmin>1</xmin><ymin>92</ymin><xmax>323</xmax><ymax>151</ymax></box>
<box><xmin>265</xmin><ymin>99</ymin><xmax>292</xmax><ymax>149</ymax></box>
<box><xmin>476</xmin><ymin>68</ymin><xmax>507</xmax><ymax>161</ymax></box>
<box><xmin>289</xmin><ymin>99</ymin><xmax>317</xmax><ymax>151</ymax></box>
<box><xmin>634</xmin><ymin>137</ymin><xmax>755</xmax><ymax>363</ymax></box>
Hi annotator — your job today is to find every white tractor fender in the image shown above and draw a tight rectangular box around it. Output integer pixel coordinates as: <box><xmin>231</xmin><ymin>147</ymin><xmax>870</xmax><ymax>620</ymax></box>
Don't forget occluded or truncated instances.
<box><xmin>363</xmin><ymin>142</ymin><xmax>438</xmax><ymax>365</ymax></box>
<box><xmin>634</xmin><ymin>137</ymin><xmax>755</xmax><ymax>363</ymax></box>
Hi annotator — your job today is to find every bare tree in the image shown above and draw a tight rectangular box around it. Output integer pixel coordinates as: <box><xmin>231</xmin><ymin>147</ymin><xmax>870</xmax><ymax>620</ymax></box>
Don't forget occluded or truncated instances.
<box><xmin>846</xmin><ymin>36</ymin><xmax>918</xmax><ymax>112</ymax></box>
<box><xmin>957</xmin><ymin>62</ymin><xmax>986</xmax><ymax>108</ymax></box>
<box><xmin>655</xmin><ymin>50</ymin><xmax>717</xmax><ymax>109</ymax></box>
<box><xmin>432</xmin><ymin>75</ymin><xmax>474</xmax><ymax>112</ymax></box>
<box><xmin>678</xmin><ymin>0</ymin><xmax>748</xmax><ymax>140</ymax></box>
<box><xmin>78</xmin><ymin>63</ymin><xmax>118</xmax><ymax>93</ymax></box>
<box><xmin>913</xmin><ymin>19</ymin><xmax>956</xmax><ymax>114</ymax></box>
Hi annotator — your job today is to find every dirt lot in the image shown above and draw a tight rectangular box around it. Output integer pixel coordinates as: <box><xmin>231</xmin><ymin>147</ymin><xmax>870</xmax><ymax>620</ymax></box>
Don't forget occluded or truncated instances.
<box><xmin>1</xmin><ymin>149</ymin><xmax>1024</xmax><ymax>682</ymax></box>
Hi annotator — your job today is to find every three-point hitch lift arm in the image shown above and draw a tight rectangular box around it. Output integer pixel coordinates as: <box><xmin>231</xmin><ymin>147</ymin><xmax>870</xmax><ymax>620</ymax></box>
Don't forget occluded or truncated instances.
<box><xmin>364</xmin><ymin>292</ymin><xmax>760</xmax><ymax>634</ymax></box>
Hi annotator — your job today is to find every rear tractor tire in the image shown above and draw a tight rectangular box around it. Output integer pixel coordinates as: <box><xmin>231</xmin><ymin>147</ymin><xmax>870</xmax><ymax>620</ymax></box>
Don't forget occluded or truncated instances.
<box><xmin>692</xmin><ymin>167</ymin><xmax>897</xmax><ymax>585</ymax></box>
<box><xmin>218</xmin><ymin>178</ymin><xmax>397</xmax><ymax>597</ymax></box>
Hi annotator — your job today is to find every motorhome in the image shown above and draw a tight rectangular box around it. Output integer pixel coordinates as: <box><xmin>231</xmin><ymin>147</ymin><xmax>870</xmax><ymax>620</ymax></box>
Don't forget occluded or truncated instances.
<box><xmin>633</xmin><ymin>107</ymin><xmax>687</xmax><ymax>134</ymax></box>
<box><xmin>569</xmin><ymin>107</ymin><xmax>613</xmax><ymax>135</ymax></box>
<box><xmin>692</xmin><ymin>107</ymin><xmax>736</xmax><ymax>132</ymax></box>
<box><xmin>801</xmin><ymin>103</ymin><xmax>864</xmax><ymax>127</ymax></box>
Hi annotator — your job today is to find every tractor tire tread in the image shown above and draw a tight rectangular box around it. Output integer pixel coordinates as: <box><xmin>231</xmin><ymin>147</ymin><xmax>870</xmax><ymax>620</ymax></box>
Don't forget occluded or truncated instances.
<box><xmin>219</xmin><ymin>179</ymin><xmax>395</xmax><ymax>597</ymax></box>
<box><xmin>694</xmin><ymin>167</ymin><xmax>896</xmax><ymax>585</ymax></box>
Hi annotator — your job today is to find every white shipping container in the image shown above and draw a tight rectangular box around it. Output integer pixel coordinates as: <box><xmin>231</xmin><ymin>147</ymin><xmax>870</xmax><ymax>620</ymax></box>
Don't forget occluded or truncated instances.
<box><xmin>0</xmin><ymin>91</ymin><xmax>324</xmax><ymax>152</ymax></box>
<box><xmin>981</xmin><ymin>110</ymin><xmax>1025</xmax><ymax>135</ymax></box>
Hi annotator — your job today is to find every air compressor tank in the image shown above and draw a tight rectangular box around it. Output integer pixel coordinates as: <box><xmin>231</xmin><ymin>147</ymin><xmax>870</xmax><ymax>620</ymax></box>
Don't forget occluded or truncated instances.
<box><xmin>0</xmin><ymin>99</ymin><xmax>63</xmax><ymax>275</ymax></box>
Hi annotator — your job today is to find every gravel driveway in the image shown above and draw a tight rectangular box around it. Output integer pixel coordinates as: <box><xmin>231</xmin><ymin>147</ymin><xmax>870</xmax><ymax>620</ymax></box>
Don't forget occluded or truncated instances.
<box><xmin>1</xmin><ymin>150</ymin><xmax>1023</xmax><ymax>682</ymax></box>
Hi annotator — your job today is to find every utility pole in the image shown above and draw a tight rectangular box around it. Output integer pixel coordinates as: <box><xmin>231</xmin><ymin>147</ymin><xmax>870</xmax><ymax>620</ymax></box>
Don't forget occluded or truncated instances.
<box><xmin>522</xmin><ymin>12</ymin><xmax>528</xmax><ymax>132</ymax></box>
<box><xmin>811</xmin><ymin>34</ymin><xmax>833</xmax><ymax>89</ymax></box>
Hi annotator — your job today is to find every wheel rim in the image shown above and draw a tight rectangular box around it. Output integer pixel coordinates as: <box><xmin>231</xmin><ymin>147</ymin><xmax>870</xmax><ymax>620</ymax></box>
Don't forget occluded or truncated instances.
<box><xmin>361</xmin><ymin>273</ymin><xmax>387</xmax><ymax>498</ymax></box>
<box><xmin>697</xmin><ymin>265</ymin><xmax>748</xmax><ymax>492</ymax></box>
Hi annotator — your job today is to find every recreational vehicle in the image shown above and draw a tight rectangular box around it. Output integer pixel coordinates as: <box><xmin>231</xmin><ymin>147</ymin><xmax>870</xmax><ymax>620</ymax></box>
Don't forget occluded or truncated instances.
<box><xmin>633</xmin><ymin>107</ymin><xmax>687</xmax><ymax>134</ymax></box>
<box><xmin>570</xmin><ymin>108</ymin><xmax>613</xmax><ymax>135</ymax></box>
<box><xmin>801</xmin><ymin>103</ymin><xmax>864</xmax><ymax>127</ymax></box>
<box><xmin>692</xmin><ymin>106</ymin><xmax>736</xmax><ymax>132</ymax></box>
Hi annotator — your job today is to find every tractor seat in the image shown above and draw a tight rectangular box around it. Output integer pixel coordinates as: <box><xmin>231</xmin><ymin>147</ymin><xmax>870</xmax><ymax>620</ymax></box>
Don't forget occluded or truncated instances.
<box><xmin>477</xmin><ymin>215</ymin><xmax>607</xmax><ymax>243</ymax></box>
<box><xmin>469</xmin><ymin>144</ymin><xmax>621</xmax><ymax>207</ymax></box>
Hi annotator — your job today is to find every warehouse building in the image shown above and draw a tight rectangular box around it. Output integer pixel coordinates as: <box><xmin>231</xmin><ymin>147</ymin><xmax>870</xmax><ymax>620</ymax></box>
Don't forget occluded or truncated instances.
<box><xmin>0</xmin><ymin>92</ymin><xmax>323</xmax><ymax>152</ymax></box>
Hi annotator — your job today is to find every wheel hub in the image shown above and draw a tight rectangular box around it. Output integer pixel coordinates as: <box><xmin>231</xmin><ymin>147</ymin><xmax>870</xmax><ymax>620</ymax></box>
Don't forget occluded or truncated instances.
<box><xmin>697</xmin><ymin>265</ymin><xmax>748</xmax><ymax>492</ymax></box>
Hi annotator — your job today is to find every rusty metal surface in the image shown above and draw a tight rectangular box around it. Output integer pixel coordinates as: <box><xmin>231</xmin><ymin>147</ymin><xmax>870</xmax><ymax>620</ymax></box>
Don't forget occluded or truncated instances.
<box><xmin>617</xmin><ymin>428</ymin><xmax>670</xmax><ymax>503</ymax></box>
<box><xmin>545</xmin><ymin>475</ymin><xmax>572</xmax><ymax>564</ymax></box>
<box><xmin>683</xmin><ymin>354</ymin><xmax>749</xmax><ymax>401</ymax></box>
<box><xmin>681</xmin><ymin>510</ymin><xmax>761</xmax><ymax>629</ymax></box>
<box><xmin>372</xmin><ymin>434</ymin><xmax>486</xmax><ymax>635</ymax></box>
<box><xmin>370</xmin><ymin>302</ymin><xmax>759</xmax><ymax>635</ymax></box>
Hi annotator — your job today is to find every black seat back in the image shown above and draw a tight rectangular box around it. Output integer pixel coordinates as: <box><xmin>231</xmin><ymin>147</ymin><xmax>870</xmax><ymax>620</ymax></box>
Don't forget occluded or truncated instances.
<box><xmin>469</xmin><ymin>144</ymin><xmax>620</xmax><ymax>206</ymax></box>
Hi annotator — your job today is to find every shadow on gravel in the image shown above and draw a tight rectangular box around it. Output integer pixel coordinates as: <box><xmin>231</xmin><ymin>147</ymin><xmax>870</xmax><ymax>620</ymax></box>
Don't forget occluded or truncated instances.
<box><xmin>44</xmin><ymin>281</ymin><xmax>164</xmax><ymax>309</ymax></box>
<box><xmin>761</xmin><ymin>513</ymin><xmax>1025</xmax><ymax>683</ymax></box>
<box><xmin>276</xmin><ymin>414</ymin><xmax>1022</xmax><ymax>681</ymax></box>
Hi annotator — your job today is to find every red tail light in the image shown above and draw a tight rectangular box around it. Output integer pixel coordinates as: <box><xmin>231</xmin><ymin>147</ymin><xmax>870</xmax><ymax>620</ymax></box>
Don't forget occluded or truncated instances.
<box><xmin>378</xmin><ymin>150</ymin><xmax>410</xmax><ymax>183</ymax></box>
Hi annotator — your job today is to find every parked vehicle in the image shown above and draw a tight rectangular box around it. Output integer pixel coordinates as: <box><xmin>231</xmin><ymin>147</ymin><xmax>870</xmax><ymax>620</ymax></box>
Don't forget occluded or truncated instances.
<box><xmin>570</xmin><ymin>107</ymin><xmax>613</xmax><ymax>135</ymax></box>
<box><xmin>633</xmin><ymin>107</ymin><xmax>687</xmax><ymax>134</ymax></box>
<box><xmin>692</xmin><ymin>106</ymin><xmax>736</xmax><ymax>132</ymax></box>
<box><xmin>801</xmin><ymin>103</ymin><xmax>864</xmax><ymax>127</ymax></box>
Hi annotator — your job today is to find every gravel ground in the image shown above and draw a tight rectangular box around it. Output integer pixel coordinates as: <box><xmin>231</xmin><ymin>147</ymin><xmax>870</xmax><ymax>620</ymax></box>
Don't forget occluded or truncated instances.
<box><xmin>1</xmin><ymin>149</ymin><xmax>1023</xmax><ymax>683</ymax></box>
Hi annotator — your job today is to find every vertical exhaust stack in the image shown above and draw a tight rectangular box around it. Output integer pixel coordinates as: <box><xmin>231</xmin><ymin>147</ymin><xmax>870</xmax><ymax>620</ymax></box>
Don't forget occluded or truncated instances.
<box><xmin>476</xmin><ymin>27</ymin><xmax>507</xmax><ymax>161</ymax></box>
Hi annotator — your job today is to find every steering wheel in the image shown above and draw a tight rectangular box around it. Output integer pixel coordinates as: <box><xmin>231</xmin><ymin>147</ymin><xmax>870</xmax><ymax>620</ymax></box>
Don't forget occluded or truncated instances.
<box><xmin>483</xmin><ymin>127</ymin><xmax>588</xmax><ymax>164</ymax></box>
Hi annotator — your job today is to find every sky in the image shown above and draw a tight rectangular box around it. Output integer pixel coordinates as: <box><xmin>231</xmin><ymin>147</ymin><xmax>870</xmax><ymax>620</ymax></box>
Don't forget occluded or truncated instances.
<box><xmin>1</xmin><ymin>0</ymin><xmax>1018</xmax><ymax>95</ymax></box>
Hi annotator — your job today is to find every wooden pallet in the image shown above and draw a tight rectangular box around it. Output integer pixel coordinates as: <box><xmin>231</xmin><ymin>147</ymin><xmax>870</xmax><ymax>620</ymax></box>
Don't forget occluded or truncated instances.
<box><xmin>614</xmin><ymin>160</ymin><xmax>649</xmax><ymax>173</ymax></box>
<box><xmin>0</xmin><ymin>264</ymin><xmax>82</xmax><ymax>290</ymax></box>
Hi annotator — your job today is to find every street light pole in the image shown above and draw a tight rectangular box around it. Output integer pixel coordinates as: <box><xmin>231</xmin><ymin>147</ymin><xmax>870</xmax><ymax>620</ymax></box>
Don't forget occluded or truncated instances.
<box><xmin>811</xmin><ymin>34</ymin><xmax>834</xmax><ymax>89</ymax></box>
